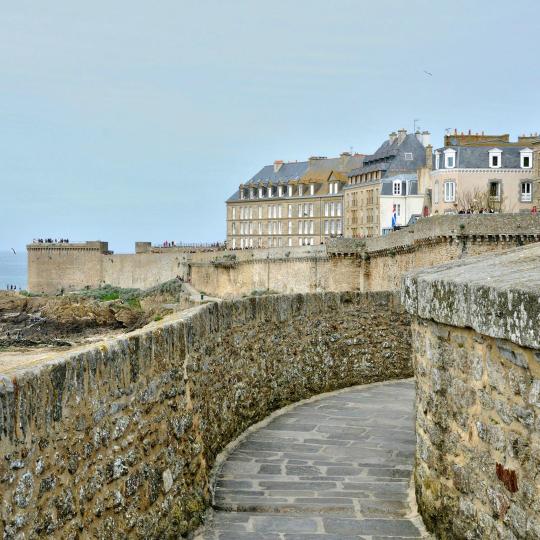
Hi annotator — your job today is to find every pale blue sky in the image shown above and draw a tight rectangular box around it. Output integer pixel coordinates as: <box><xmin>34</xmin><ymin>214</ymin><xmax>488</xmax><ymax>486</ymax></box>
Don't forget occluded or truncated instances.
<box><xmin>1</xmin><ymin>0</ymin><xmax>539</xmax><ymax>252</ymax></box>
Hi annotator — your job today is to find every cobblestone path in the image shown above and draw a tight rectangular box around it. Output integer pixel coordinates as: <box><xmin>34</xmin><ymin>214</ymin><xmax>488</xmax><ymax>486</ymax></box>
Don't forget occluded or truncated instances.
<box><xmin>196</xmin><ymin>379</ymin><xmax>428</xmax><ymax>539</ymax></box>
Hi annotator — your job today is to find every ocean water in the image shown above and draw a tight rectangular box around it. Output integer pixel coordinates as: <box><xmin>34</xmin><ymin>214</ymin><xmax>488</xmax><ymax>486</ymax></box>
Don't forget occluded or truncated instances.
<box><xmin>0</xmin><ymin>250</ymin><xmax>27</xmax><ymax>290</ymax></box>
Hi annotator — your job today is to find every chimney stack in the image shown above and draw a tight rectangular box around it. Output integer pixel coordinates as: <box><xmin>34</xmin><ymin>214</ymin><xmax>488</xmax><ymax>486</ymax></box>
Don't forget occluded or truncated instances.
<box><xmin>421</xmin><ymin>131</ymin><xmax>431</xmax><ymax>147</ymax></box>
<box><xmin>389</xmin><ymin>132</ymin><xmax>397</xmax><ymax>144</ymax></box>
<box><xmin>397</xmin><ymin>129</ymin><xmax>407</xmax><ymax>145</ymax></box>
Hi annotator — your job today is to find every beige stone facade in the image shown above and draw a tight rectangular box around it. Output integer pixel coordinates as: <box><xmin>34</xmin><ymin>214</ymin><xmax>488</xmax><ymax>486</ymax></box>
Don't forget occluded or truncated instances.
<box><xmin>226</xmin><ymin>154</ymin><xmax>363</xmax><ymax>248</ymax></box>
<box><xmin>430</xmin><ymin>132</ymin><xmax>539</xmax><ymax>214</ymax></box>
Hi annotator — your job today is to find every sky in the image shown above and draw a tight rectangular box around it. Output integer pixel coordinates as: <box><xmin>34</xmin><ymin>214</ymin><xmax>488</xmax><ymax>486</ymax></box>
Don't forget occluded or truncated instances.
<box><xmin>1</xmin><ymin>0</ymin><xmax>539</xmax><ymax>252</ymax></box>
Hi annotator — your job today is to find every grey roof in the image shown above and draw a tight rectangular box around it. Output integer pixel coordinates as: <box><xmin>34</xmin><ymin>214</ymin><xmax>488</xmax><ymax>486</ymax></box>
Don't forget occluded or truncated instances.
<box><xmin>349</xmin><ymin>133</ymin><xmax>426</xmax><ymax>178</ymax></box>
<box><xmin>433</xmin><ymin>145</ymin><xmax>531</xmax><ymax>169</ymax></box>
<box><xmin>380</xmin><ymin>173</ymin><xmax>419</xmax><ymax>196</ymax></box>
<box><xmin>227</xmin><ymin>154</ymin><xmax>364</xmax><ymax>202</ymax></box>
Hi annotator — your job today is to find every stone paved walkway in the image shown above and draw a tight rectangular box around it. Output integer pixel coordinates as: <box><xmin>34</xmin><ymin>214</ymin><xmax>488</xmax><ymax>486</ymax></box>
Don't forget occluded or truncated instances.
<box><xmin>196</xmin><ymin>379</ymin><xmax>428</xmax><ymax>539</ymax></box>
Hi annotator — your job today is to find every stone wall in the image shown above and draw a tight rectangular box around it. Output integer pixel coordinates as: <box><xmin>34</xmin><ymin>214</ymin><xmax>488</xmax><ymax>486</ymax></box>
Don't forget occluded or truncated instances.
<box><xmin>403</xmin><ymin>244</ymin><xmax>540</xmax><ymax>539</ymax></box>
<box><xmin>27</xmin><ymin>214</ymin><xmax>540</xmax><ymax>296</ymax></box>
<box><xmin>0</xmin><ymin>291</ymin><xmax>411</xmax><ymax>539</ymax></box>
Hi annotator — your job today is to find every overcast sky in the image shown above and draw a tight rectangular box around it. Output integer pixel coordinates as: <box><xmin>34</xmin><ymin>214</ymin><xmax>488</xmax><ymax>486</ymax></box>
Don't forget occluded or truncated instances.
<box><xmin>1</xmin><ymin>0</ymin><xmax>539</xmax><ymax>252</ymax></box>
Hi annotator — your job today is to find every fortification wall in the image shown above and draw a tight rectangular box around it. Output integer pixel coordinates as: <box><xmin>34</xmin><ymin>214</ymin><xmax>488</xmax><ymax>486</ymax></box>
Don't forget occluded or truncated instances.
<box><xmin>0</xmin><ymin>291</ymin><xmax>410</xmax><ymax>539</ymax></box>
<box><xmin>27</xmin><ymin>243</ymin><xmax>108</xmax><ymax>294</ymax></box>
<box><xmin>26</xmin><ymin>214</ymin><xmax>540</xmax><ymax>296</ymax></box>
<box><xmin>403</xmin><ymin>244</ymin><xmax>540</xmax><ymax>539</ymax></box>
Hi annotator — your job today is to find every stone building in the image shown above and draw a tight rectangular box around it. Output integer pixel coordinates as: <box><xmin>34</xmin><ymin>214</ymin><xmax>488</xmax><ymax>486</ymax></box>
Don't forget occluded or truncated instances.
<box><xmin>343</xmin><ymin>129</ymin><xmax>431</xmax><ymax>237</ymax></box>
<box><xmin>430</xmin><ymin>130</ymin><xmax>539</xmax><ymax>214</ymax></box>
<box><xmin>226</xmin><ymin>153</ymin><xmax>364</xmax><ymax>248</ymax></box>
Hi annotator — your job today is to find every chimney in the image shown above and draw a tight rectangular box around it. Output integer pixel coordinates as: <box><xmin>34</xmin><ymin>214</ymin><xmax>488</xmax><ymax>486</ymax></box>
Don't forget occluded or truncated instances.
<box><xmin>425</xmin><ymin>144</ymin><xmax>433</xmax><ymax>170</ymax></box>
<box><xmin>397</xmin><ymin>128</ymin><xmax>407</xmax><ymax>144</ymax></box>
<box><xmin>273</xmin><ymin>160</ymin><xmax>283</xmax><ymax>173</ymax></box>
<box><xmin>389</xmin><ymin>132</ymin><xmax>397</xmax><ymax>144</ymax></box>
<box><xmin>421</xmin><ymin>131</ymin><xmax>431</xmax><ymax>147</ymax></box>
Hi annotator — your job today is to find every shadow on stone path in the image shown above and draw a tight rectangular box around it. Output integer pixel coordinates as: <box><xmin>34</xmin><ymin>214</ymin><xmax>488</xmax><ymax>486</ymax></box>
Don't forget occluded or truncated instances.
<box><xmin>196</xmin><ymin>379</ymin><xmax>429</xmax><ymax>539</ymax></box>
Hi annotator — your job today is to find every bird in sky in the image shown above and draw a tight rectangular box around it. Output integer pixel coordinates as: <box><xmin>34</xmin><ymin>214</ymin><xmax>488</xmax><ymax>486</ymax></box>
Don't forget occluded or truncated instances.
<box><xmin>423</xmin><ymin>70</ymin><xmax>433</xmax><ymax>76</ymax></box>
<box><xmin>11</xmin><ymin>248</ymin><xmax>16</xmax><ymax>255</ymax></box>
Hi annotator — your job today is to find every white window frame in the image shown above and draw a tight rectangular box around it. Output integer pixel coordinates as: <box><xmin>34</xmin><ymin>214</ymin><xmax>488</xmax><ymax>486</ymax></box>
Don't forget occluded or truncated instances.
<box><xmin>288</xmin><ymin>185</ymin><xmax>293</xmax><ymax>197</ymax></box>
<box><xmin>489</xmin><ymin>180</ymin><xmax>501</xmax><ymax>201</ymax></box>
<box><xmin>489</xmin><ymin>149</ymin><xmax>502</xmax><ymax>169</ymax></box>
<box><xmin>298</xmin><ymin>185</ymin><xmax>303</xmax><ymax>197</ymax></box>
<box><xmin>310</xmin><ymin>184</ymin><xmax>315</xmax><ymax>196</ymax></box>
<box><xmin>337</xmin><ymin>202</ymin><xmax>342</xmax><ymax>216</ymax></box>
<box><xmin>444</xmin><ymin>149</ymin><xmax>456</xmax><ymax>169</ymax></box>
<box><xmin>278</xmin><ymin>186</ymin><xmax>283</xmax><ymax>197</ymax></box>
<box><xmin>435</xmin><ymin>152</ymin><xmax>440</xmax><ymax>170</ymax></box>
<box><xmin>404</xmin><ymin>152</ymin><xmax>413</xmax><ymax>161</ymax></box>
<box><xmin>443</xmin><ymin>181</ymin><xmax>456</xmax><ymax>202</ymax></box>
<box><xmin>232</xmin><ymin>207</ymin><xmax>236</xmax><ymax>220</ymax></box>
<box><xmin>521</xmin><ymin>149</ymin><xmax>533</xmax><ymax>169</ymax></box>
<box><xmin>392</xmin><ymin>180</ymin><xmax>401</xmax><ymax>196</ymax></box>
<box><xmin>521</xmin><ymin>181</ymin><xmax>532</xmax><ymax>202</ymax></box>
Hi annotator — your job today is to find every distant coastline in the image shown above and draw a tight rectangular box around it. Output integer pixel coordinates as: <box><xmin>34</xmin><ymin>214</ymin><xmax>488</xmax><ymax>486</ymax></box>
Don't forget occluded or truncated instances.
<box><xmin>0</xmin><ymin>250</ymin><xmax>27</xmax><ymax>290</ymax></box>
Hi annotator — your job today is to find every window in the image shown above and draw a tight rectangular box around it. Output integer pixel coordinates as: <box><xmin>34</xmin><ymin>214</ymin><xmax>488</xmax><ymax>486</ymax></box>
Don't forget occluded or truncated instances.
<box><xmin>309</xmin><ymin>203</ymin><xmax>314</xmax><ymax>217</ymax></box>
<box><xmin>268</xmin><ymin>186</ymin><xmax>273</xmax><ymax>198</ymax></box>
<box><xmin>330</xmin><ymin>220</ymin><xmax>335</xmax><ymax>235</ymax></box>
<box><xmin>259</xmin><ymin>187</ymin><xmax>264</xmax><ymax>198</ymax></box>
<box><xmin>330</xmin><ymin>203</ymin><xmax>335</xmax><ymax>217</ymax></box>
<box><xmin>288</xmin><ymin>238</ymin><xmax>292</xmax><ymax>247</ymax></box>
<box><xmin>489</xmin><ymin>181</ymin><xmax>501</xmax><ymax>201</ymax></box>
<box><xmin>324</xmin><ymin>202</ymin><xmax>329</xmax><ymax>217</ymax></box>
<box><xmin>288</xmin><ymin>185</ymin><xmax>293</xmax><ymax>197</ymax></box>
<box><xmin>489</xmin><ymin>149</ymin><xmax>502</xmax><ymax>169</ymax></box>
<box><xmin>249</xmin><ymin>188</ymin><xmax>254</xmax><ymax>199</ymax></box>
<box><xmin>309</xmin><ymin>221</ymin><xmax>314</xmax><ymax>234</ymax></box>
<box><xmin>434</xmin><ymin>180</ymin><xmax>439</xmax><ymax>204</ymax></box>
<box><xmin>336</xmin><ymin>203</ymin><xmax>342</xmax><ymax>216</ymax></box>
<box><xmin>278</xmin><ymin>205</ymin><xmax>282</xmax><ymax>218</ymax></box>
<box><xmin>393</xmin><ymin>181</ymin><xmax>401</xmax><ymax>195</ymax></box>
<box><xmin>404</xmin><ymin>152</ymin><xmax>413</xmax><ymax>161</ymax></box>
<box><xmin>258</xmin><ymin>206</ymin><xmax>262</xmax><ymax>219</ymax></box>
<box><xmin>521</xmin><ymin>182</ymin><xmax>532</xmax><ymax>202</ymax></box>
<box><xmin>521</xmin><ymin>149</ymin><xmax>533</xmax><ymax>169</ymax></box>
<box><xmin>444</xmin><ymin>181</ymin><xmax>456</xmax><ymax>202</ymax></box>
<box><xmin>278</xmin><ymin>186</ymin><xmax>283</xmax><ymax>197</ymax></box>
<box><xmin>435</xmin><ymin>152</ymin><xmax>440</xmax><ymax>170</ymax></box>
<box><xmin>337</xmin><ymin>220</ymin><xmax>342</xmax><ymax>235</ymax></box>
<box><xmin>324</xmin><ymin>220</ymin><xmax>329</xmax><ymax>235</ymax></box>
<box><xmin>232</xmin><ymin>223</ymin><xmax>236</xmax><ymax>234</ymax></box>
<box><xmin>444</xmin><ymin>149</ymin><xmax>456</xmax><ymax>169</ymax></box>
<box><xmin>288</xmin><ymin>221</ymin><xmax>292</xmax><ymax>234</ymax></box>
<box><xmin>395</xmin><ymin>203</ymin><xmax>401</xmax><ymax>217</ymax></box>
<box><xmin>240</xmin><ymin>189</ymin><xmax>244</xmax><ymax>200</ymax></box>
<box><xmin>258</xmin><ymin>222</ymin><xmax>262</xmax><ymax>234</ymax></box>
<box><xmin>298</xmin><ymin>185</ymin><xmax>303</xmax><ymax>196</ymax></box>
<box><xmin>299</xmin><ymin>221</ymin><xmax>303</xmax><ymax>234</ymax></box>
<box><xmin>310</xmin><ymin>184</ymin><xmax>315</xmax><ymax>196</ymax></box>
<box><xmin>232</xmin><ymin>207</ymin><xmax>236</xmax><ymax>220</ymax></box>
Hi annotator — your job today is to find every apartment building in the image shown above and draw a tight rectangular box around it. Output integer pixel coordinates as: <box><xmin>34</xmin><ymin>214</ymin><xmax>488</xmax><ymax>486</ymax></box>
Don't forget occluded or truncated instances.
<box><xmin>431</xmin><ymin>131</ymin><xmax>540</xmax><ymax>214</ymax></box>
<box><xmin>226</xmin><ymin>153</ymin><xmax>364</xmax><ymax>249</ymax></box>
<box><xmin>344</xmin><ymin>129</ymin><xmax>431</xmax><ymax>238</ymax></box>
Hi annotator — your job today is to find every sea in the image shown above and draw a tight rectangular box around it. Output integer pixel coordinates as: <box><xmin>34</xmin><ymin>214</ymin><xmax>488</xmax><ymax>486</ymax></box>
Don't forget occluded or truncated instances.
<box><xmin>0</xmin><ymin>250</ymin><xmax>27</xmax><ymax>290</ymax></box>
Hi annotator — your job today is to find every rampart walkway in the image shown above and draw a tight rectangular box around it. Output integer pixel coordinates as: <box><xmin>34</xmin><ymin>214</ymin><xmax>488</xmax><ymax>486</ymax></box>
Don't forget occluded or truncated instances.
<box><xmin>197</xmin><ymin>379</ymin><xmax>428</xmax><ymax>539</ymax></box>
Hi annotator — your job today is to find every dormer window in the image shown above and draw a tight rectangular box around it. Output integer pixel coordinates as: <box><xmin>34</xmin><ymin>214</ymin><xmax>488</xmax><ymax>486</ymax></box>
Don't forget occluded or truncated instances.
<box><xmin>288</xmin><ymin>185</ymin><xmax>293</xmax><ymax>197</ymax></box>
<box><xmin>393</xmin><ymin>180</ymin><xmax>402</xmax><ymax>195</ymax></box>
<box><xmin>240</xmin><ymin>188</ymin><xmax>244</xmax><ymax>199</ymax></box>
<box><xmin>444</xmin><ymin>149</ymin><xmax>456</xmax><ymax>169</ymax></box>
<box><xmin>249</xmin><ymin>188</ymin><xmax>254</xmax><ymax>199</ymax></box>
<box><xmin>298</xmin><ymin>185</ymin><xmax>303</xmax><ymax>197</ymax></box>
<box><xmin>489</xmin><ymin>149</ymin><xmax>502</xmax><ymax>169</ymax></box>
<box><xmin>404</xmin><ymin>152</ymin><xmax>413</xmax><ymax>161</ymax></box>
<box><xmin>258</xmin><ymin>187</ymin><xmax>264</xmax><ymax>198</ymax></box>
<box><xmin>278</xmin><ymin>186</ymin><xmax>283</xmax><ymax>197</ymax></box>
<box><xmin>521</xmin><ymin>149</ymin><xmax>533</xmax><ymax>169</ymax></box>
<box><xmin>435</xmin><ymin>151</ymin><xmax>440</xmax><ymax>170</ymax></box>
<box><xmin>310</xmin><ymin>184</ymin><xmax>315</xmax><ymax>196</ymax></box>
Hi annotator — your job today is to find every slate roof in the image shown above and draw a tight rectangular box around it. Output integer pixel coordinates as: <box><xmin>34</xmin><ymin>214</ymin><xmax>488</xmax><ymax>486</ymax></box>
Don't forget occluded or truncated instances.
<box><xmin>349</xmin><ymin>133</ymin><xmax>426</xmax><ymax>178</ymax></box>
<box><xmin>227</xmin><ymin>154</ymin><xmax>364</xmax><ymax>202</ymax></box>
<box><xmin>433</xmin><ymin>146</ymin><xmax>531</xmax><ymax>169</ymax></box>
<box><xmin>380</xmin><ymin>174</ymin><xmax>419</xmax><ymax>196</ymax></box>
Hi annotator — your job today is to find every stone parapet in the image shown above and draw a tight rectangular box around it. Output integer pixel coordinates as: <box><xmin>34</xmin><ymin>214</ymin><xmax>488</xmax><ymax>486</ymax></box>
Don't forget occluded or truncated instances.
<box><xmin>0</xmin><ymin>291</ymin><xmax>410</xmax><ymax>539</ymax></box>
<box><xmin>403</xmin><ymin>243</ymin><xmax>540</xmax><ymax>538</ymax></box>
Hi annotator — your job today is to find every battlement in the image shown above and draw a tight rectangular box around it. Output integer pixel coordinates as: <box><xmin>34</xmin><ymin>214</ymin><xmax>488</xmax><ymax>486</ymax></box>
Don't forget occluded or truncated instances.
<box><xmin>27</xmin><ymin>240</ymin><xmax>110</xmax><ymax>253</ymax></box>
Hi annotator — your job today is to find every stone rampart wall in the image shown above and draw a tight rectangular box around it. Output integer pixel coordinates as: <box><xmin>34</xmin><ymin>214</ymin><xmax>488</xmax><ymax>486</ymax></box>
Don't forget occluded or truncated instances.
<box><xmin>403</xmin><ymin>244</ymin><xmax>540</xmax><ymax>538</ymax></box>
<box><xmin>0</xmin><ymin>291</ymin><xmax>411</xmax><ymax>539</ymax></box>
<box><xmin>27</xmin><ymin>214</ymin><xmax>540</xmax><ymax>296</ymax></box>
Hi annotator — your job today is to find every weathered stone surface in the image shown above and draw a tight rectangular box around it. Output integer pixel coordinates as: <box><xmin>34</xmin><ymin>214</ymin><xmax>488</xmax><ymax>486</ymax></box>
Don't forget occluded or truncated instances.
<box><xmin>405</xmin><ymin>243</ymin><xmax>540</xmax><ymax>539</ymax></box>
<box><xmin>0</xmin><ymin>291</ymin><xmax>411</xmax><ymax>538</ymax></box>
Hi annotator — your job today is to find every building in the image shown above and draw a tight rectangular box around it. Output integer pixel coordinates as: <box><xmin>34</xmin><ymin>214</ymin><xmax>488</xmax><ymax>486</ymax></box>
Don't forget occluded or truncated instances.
<box><xmin>430</xmin><ymin>131</ymin><xmax>540</xmax><ymax>214</ymax></box>
<box><xmin>379</xmin><ymin>173</ymin><xmax>426</xmax><ymax>235</ymax></box>
<box><xmin>344</xmin><ymin>129</ymin><xmax>431</xmax><ymax>238</ymax></box>
<box><xmin>226</xmin><ymin>153</ymin><xmax>364</xmax><ymax>249</ymax></box>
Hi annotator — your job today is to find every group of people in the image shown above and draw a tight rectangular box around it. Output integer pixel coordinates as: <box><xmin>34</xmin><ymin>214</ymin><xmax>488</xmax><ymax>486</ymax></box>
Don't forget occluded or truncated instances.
<box><xmin>457</xmin><ymin>208</ymin><xmax>496</xmax><ymax>215</ymax></box>
<box><xmin>5</xmin><ymin>284</ymin><xmax>19</xmax><ymax>291</ymax></box>
<box><xmin>33</xmin><ymin>238</ymin><xmax>70</xmax><ymax>244</ymax></box>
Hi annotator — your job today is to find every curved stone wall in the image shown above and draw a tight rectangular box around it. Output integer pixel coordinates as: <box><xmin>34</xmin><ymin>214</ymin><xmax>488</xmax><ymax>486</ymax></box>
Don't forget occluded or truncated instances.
<box><xmin>0</xmin><ymin>292</ymin><xmax>411</xmax><ymax>539</ymax></box>
<box><xmin>403</xmin><ymin>244</ymin><xmax>540</xmax><ymax>539</ymax></box>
